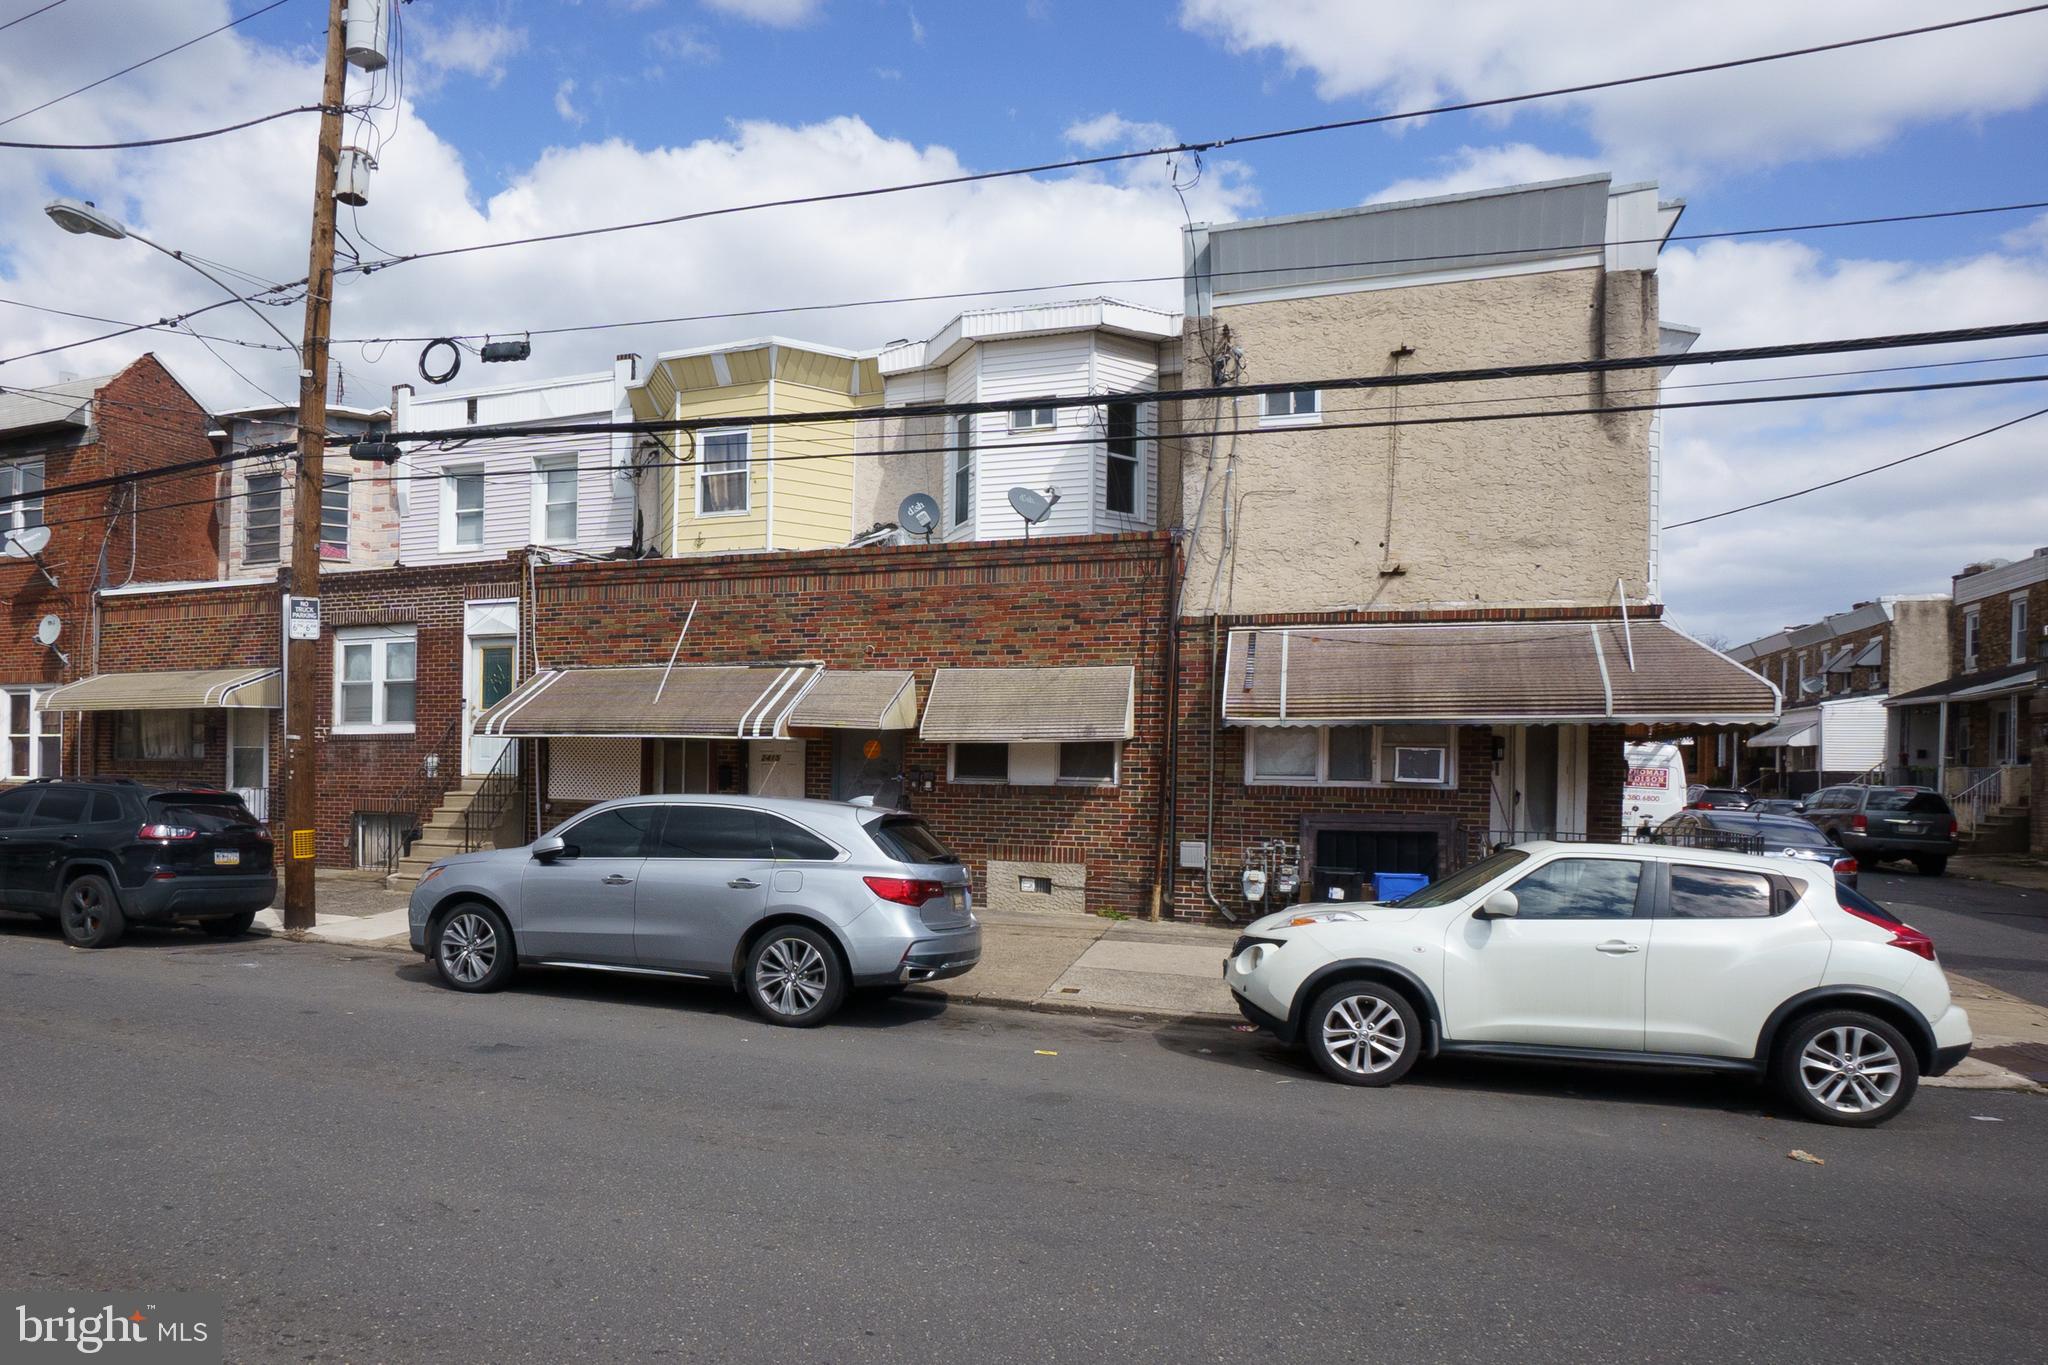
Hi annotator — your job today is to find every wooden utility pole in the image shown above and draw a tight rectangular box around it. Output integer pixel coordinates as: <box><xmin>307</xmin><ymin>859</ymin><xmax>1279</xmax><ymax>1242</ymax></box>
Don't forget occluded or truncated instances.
<box><xmin>281</xmin><ymin>0</ymin><xmax>350</xmax><ymax>930</ymax></box>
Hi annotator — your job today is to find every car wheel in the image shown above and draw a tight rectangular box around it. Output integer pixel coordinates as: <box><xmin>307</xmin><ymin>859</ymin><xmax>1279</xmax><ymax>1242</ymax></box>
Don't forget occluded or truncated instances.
<box><xmin>58</xmin><ymin>875</ymin><xmax>126</xmax><ymax>949</ymax></box>
<box><xmin>432</xmin><ymin>904</ymin><xmax>515</xmax><ymax>993</ymax></box>
<box><xmin>745</xmin><ymin>924</ymin><xmax>846</xmax><ymax>1028</ymax></box>
<box><xmin>200</xmin><ymin>910</ymin><xmax>259</xmax><ymax>938</ymax></box>
<box><xmin>1913</xmin><ymin>855</ymin><xmax>1947</xmax><ymax>877</ymax></box>
<box><xmin>1303</xmin><ymin>981</ymin><xmax>1422</xmax><ymax>1087</ymax></box>
<box><xmin>1774</xmin><ymin>1010</ymin><xmax>1919</xmax><ymax>1127</ymax></box>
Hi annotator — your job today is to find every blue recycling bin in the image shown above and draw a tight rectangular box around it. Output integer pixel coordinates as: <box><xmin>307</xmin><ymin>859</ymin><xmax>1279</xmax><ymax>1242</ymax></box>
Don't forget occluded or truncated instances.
<box><xmin>1373</xmin><ymin>871</ymin><xmax>1430</xmax><ymax>902</ymax></box>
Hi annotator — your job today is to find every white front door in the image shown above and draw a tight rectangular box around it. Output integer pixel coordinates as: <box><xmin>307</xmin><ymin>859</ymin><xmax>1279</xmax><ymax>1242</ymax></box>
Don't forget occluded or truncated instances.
<box><xmin>748</xmin><ymin>739</ymin><xmax>806</xmax><ymax>799</ymax></box>
<box><xmin>465</xmin><ymin>635</ymin><xmax>517</xmax><ymax>776</ymax></box>
<box><xmin>228</xmin><ymin>709</ymin><xmax>269</xmax><ymax>821</ymax></box>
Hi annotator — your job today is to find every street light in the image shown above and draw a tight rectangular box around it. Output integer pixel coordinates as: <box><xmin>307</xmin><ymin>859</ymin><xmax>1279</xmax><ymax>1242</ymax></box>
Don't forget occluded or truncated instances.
<box><xmin>43</xmin><ymin>197</ymin><xmax>304</xmax><ymax>362</ymax></box>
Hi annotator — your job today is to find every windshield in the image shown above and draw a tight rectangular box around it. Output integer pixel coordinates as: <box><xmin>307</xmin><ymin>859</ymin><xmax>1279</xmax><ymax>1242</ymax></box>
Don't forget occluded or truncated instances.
<box><xmin>866</xmin><ymin>815</ymin><xmax>960</xmax><ymax>865</ymax></box>
<box><xmin>1393</xmin><ymin>849</ymin><xmax>1529</xmax><ymax>908</ymax></box>
<box><xmin>1865</xmin><ymin>789</ymin><xmax>1951</xmax><ymax>814</ymax></box>
<box><xmin>147</xmin><ymin>794</ymin><xmax>259</xmax><ymax>833</ymax></box>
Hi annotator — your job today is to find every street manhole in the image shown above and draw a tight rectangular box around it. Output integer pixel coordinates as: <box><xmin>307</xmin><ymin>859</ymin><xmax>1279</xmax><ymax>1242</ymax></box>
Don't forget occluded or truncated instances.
<box><xmin>1972</xmin><ymin>1043</ymin><xmax>2048</xmax><ymax>1085</ymax></box>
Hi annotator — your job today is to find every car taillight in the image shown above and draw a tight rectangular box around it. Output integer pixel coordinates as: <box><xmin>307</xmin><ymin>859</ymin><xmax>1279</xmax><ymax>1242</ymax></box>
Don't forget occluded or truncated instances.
<box><xmin>864</xmin><ymin>876</ymin><xmax>947</xmax><ymax>907</ymax></box>
<box><xmin>1832</xmin><ymin>857</ymin><xmax>1858</xmax><ymax>877</ymax></box>
<box><xmin>1842</xmin><ymin>902</ymin><xmax>1937</xmax><ymax>961</ymax></box>
<box><xmin>1948</xmin><ymin>819</ymin><xmax>1959</xmax><ymax>838</ymax></box>
<box><xmin>1849</xmin><ymin>814</ymin><xmax>1867</xmax><ymax>833</ymax></box>
<box><xmin>137</xmin><ymin>823</ymin><xmax>198</xmax><ymax>841</ymax></box>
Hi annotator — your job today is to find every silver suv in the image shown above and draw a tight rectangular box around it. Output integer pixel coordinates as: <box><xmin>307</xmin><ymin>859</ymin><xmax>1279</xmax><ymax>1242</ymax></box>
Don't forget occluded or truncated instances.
<box><xmin>406</xmin><ymin>796</ymin><xmax>980</xmax><ymax>1027</ymax></box>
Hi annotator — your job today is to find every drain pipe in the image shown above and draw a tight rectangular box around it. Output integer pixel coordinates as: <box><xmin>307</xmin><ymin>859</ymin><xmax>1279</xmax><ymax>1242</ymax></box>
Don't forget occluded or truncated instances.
<box><xmin>1202</xmin><ymin>611</ymin><xmax>1239</xmax><ymax>923</ymax></box>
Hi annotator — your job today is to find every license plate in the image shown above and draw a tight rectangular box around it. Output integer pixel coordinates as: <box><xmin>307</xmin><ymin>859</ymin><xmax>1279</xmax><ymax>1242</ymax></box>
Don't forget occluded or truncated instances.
<box><xmin>948</xmin><ymin>888</ymin><xmax>966</xmax><ymax>913</ymax></box>
<box><xmin>213</xmin><ymin>850</ymin><xmax>240</xmax><ymax>866</ymax></box>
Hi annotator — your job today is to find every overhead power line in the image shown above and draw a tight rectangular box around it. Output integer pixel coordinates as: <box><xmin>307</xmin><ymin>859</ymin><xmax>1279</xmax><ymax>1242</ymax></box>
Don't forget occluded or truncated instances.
<box><xmin>0</xmin><ymin>104</ymin><xmax>329</xmax><ymax>150</ymax></box>
<box><xmin>0</xmin><ymin>0</ymin><xmax>71</xmax><ymax>36</ymax></box>
<box><xmin>0</xmin><ymin>0</ymin><xmax>298</xmax><ymax>129</ymax></box>
<box><xmin>1664</xmin><ymin>406</ymin><xmax>2048</xmax><ymax>530</ymax></box>
<box><xmin>335</xmin><ymin>5</ymin><xmax>2048</xmax><ymax>275</ymax></box>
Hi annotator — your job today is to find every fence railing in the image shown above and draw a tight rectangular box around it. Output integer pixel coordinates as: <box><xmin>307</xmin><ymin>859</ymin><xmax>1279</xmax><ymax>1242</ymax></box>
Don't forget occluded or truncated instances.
<box><xmin>1953</xmin><ymin>766</ymin><xmax>2024</xmax><ymax>834</ymax></box>
<box><xmin>459</xmin><ymin>740</ymin><xmax>521</xmax><ymax>853</ymax></box>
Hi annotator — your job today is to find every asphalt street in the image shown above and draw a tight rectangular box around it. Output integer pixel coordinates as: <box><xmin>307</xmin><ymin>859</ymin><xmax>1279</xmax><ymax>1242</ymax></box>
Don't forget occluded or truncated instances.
<box><xmin>1862</xmin><ymin>868</ymin><xmax>2048</xmax><ymax>1005</ymax></box>
<box><xmin>2</xmin><ymin>914</ymin><xmax>2043</xmax><ymax>1365</ymax></box>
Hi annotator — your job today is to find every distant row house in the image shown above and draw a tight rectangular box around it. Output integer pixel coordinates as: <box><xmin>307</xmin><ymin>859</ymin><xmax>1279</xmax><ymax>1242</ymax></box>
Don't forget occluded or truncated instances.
<box><xmin>8</xmin><ymin>172</ymin><xmax>1801</xmax><ymax>919</ymax></box>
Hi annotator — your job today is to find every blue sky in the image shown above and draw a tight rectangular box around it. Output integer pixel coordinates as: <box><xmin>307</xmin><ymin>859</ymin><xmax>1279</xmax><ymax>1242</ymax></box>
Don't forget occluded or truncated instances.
<box><xmin>5</xmin><ymin>0</ymin><xmax>2048</xmax><ymax>641</ymax></box>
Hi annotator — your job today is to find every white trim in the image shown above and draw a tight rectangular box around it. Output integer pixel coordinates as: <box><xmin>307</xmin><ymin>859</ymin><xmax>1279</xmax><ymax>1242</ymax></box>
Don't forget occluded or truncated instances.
<box><xmin>0</xmin><ymin>685</ymin><xmax>61</xmax><ymax>780</ymax></box>
<box><xmin>332</xmin><ymin>625</ymin><xmax>418</xmax><ymax>735</ymax></box>
<box><xmin>1217</xmin><ymin>252</ymin><xmax>1605</xmax><ymax>310</ymax></box>
<box><xmin>765</xmin><ymin>344</ymin><xmax>777</xmax><ymax>551</ymax></box>
<box><xmin>530</xmin><ymin>453</ymin><xmax>579</xmax><ymax>546</ymax></box>
<box><xmin>1242</xmin><ymin>722</ymin><xmax>1445</xmax><ymax>789</ymax></box>
<box><xmin>2011</xmin><ymin>592</ymin><xmax>2030</xmax><ymax>665</ymax></box>
<box><xmin>1258</xmin><ymin>387</ymin><xmax>1320</xmax><ymax>426</ymax></box>
<box><xmin>694</xmin><ymin>428</ymin><xmax>751</xmax><ymax>517</ymax></box>
<box><xmin>439</xmin><ymin>464</ymin><xmax>486</xmax><ymax>553</ymax></box>
<box><xmin>1007</xmin><ymin>405</ymin><xmax>1058</xmax><ymax>432</ymax></box>
<box><xmin>947</xmin><ymin>741</ymin><xmax>1009</xmax><ymax>785</ymax></box>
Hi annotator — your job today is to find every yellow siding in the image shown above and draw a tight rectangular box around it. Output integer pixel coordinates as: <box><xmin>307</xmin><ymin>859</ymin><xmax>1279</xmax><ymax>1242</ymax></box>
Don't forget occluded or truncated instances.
<box><xmin>772</xmin><ymin>379</ymin><xmax>871</xmax><ymax>548</ymax></box>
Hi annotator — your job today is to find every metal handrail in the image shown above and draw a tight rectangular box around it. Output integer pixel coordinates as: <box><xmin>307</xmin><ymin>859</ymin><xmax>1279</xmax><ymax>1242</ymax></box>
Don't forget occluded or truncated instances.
<box><xmin>361</xmin><ymin>712</ymin><xmax>466</xmax><ymax>873</ymax></box>
<box><xmin>1953</xmin><ymin>769</ymin><xmax>2005</xmax><ymax>834</ymax></box>
<box><xmin>458</xmin><ymin>740</ymin><xmax>521</xmax><ymax>852</ymax></box>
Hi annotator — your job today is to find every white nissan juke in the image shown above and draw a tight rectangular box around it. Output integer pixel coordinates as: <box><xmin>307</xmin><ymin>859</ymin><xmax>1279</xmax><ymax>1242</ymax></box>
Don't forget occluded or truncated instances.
<box><xmin>1225</xmin><ymin>841</ymin><xmax>1972</xmax><ymax>1126</ymax></box>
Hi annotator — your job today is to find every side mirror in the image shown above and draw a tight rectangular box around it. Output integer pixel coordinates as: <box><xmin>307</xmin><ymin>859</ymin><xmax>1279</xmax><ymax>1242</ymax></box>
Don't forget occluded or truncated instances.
<box><xmin>1476</xmin><ymin>889</ymin><xmax>1519</xmax><ymax>920</ymax></box>
<box><xmin>532</xmin><ymin>834</ymin><xmax>568</xmax><ymax>863</ymax></box>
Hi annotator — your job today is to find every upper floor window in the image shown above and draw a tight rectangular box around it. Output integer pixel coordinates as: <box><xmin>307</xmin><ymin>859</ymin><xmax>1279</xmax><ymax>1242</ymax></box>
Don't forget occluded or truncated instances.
<box><xmin>698</xmin><ymin>431</ymin><xmax>749</xmax><ymax>515</ymax></box>
<box><xmin>1008</xmin><ymin>405</ymin><xmax>1057</xmax><ymax>432</ymax></box>
<box><xmin>950</xmin><ymin>415</ymin><xmax>973</xmax><ymax>529</ymax></box>
<box><xmin>246</xmin><ymin>471</ymin><xmax>282</xmax><ymax>565</ymax></box>
<box><xmin>1963</xmin><ymin>607</ymin><xmax>1981</xmax><ymax>665</ymax></box>
<box><xmin>534</xmin><ymin>456</ymin><xmax>578</xmax><ymax>544</ymax></box>
<box><xmin>442</xmin><ymin>468</ymin><xmax>485</xmax><ymax>551</ymax></box>
<box><xmin>2013</xmin><ymin>594</ymin><xmax>2030</xmax><ymax>664</ymax></box>
<box><xmin>1105</xmin><ymin>400</ymin><xmax>1138</xmax><ymax>517</ymax></box>
<box><xmin>0</xmin><ymin>457</ymin><xmax>44</xmax><ymax>539</ymax></box>
<box><xmin>335</xmin><ymin>626</ymin><xmax>416</xmax><ymax>734</ymax></box>
<box><xmin>321</xmin><ymin>473</ymin><xmax>350</xmax><ymax>560</ymax></box>
<box><xmin>1260</xmin><ymin>388</ymin><xmax>1319</xmax><ymax>425</ymax></box>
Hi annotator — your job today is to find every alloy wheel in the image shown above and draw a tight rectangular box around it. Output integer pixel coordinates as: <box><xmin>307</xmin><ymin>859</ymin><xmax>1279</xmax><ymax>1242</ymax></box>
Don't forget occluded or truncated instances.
<box><xmin>62</xmin><ymin>882</ymin><xmax>107</xmax><ymax>942</ymax></box>
<box><xmin>439</xmin><ymin>912</ymin><xmax>498</xmax><ymax>986</ymax></box>
<box><xmin>756</xmin><ymin>936</ymin><xmax>829</xmax><ymax>1017</ymax></box>
<box><xmin>1320</xmin><ymin>992</ymin><xmax>1407</xmax><ymax>1076</ymax></box>
<box><xmin>1798</xmin><ymin>1024</ymin><xmax>1903</xmax><ymax>1115</ymax></box>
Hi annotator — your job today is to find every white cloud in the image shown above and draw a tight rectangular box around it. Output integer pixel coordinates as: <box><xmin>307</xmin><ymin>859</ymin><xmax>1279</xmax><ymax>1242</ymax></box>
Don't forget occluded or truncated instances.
<box><xmin>645</xmin><ymin>25</ymin><xmax>718</xmax><ymax>63</ymax></box>
<box><xmin>1181</xmin><ymin>0</ymin><xmax>2048</xmax><ymax>172</ymax></box>
<box><xmin>1064</xmin><ymin>112</ymin><xmax>1176</xmax><ymax>152</ymax></box>
<box><xmin>553</xmin><ymin>80</ymin><xmax>586</xmax><ymax>126</ymax></box>
<box><xmin>701</xmin><ymin>0</ymin><xmax>824</xmax><ymax>26</ymax></box>
<box><xmin>908</xmin><ymin>7</ymin><xmax>925</xmax><ymax>44</ymax></box>
<box><xmin>1367</xmin><ymin>143</ymin><xmax>1604</xmax><ymax>203</ymax></box>
<box><xmin>411</xmin><ymin>13</ymin><xmax>528</xmax><ymax>90</ymax></box>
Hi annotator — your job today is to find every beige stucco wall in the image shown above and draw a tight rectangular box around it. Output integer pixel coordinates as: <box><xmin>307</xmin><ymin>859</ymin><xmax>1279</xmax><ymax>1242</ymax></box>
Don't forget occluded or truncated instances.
<box><xmin>851</xmin><ymin>411</ymin><xmax>946</xmax><ymax>538</ymax></box>
<box><xmin>1889</xmin><ymin>597</ymin><xmax>1953</xmax><ymax>694</ymax></box>
<box><xmin>1177</xmin><ymin>266</ymin><xmax>1659</xmax><ymax>616</ymax></box>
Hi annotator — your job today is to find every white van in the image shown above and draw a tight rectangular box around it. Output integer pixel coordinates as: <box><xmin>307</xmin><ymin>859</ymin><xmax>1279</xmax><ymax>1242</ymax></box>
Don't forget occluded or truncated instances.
<box><xmin>1623</xmin><ymin>741</ymin><xmax>1688</xmax><ymax>839</ymax></box>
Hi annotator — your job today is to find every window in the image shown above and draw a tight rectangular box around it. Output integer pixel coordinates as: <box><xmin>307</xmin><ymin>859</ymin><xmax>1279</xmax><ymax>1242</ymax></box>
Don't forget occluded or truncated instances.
<box><xmin>1058</xmin><ymin>741</ymin><xmax>1118</xmax><ymax>785</ymax></box>
<box><xmin>246</xmin><ymin>471</ymin><xmax>282</xmax><ymax>564</ymax></box>
<box><xmin>26</xmin><ymin>787</ymin><xmax>85</xmax><ymax>827</ymax></box>
<box><xmin>561</xmin><ymin>804</ymin><xmax>661</xmax><ymax>859</ymax></box>
<box><xmin>759</xmin><ymin>814</ymin><xmax>841</xmax><ymax>862</ymax></box>
<box><xmin>465</xmin><ymin>397</ymin><xmax>479</xmax><ymax>424</ymax></box>
<box><xmin>868</xmin><ymin>816</ymin><xmax>959</xmax><ymax>865</ymax></box>
<box><xmin>90</xmin><ymin>791</ymin><xmax>122</xmax><ymax>824</ymax></box>
<box><xmin>950</xmin><ymin>415</ymin><xmax>973</xmax><ymax>529</ymax></box>
<box><xmin>3</xmin><ymin>688</ymin><xmax>60</xmax><ymax>779</ymax></box>
<box><xmin>2014</xmin><ymin>595</ymin><xmax>2030</xmax><ymax>664</ymax></box>
<box><xmin>1104</xmin><ymin>400</ymin><xmax>1138</xmax><ymax>517</ymax></box>
<box><xmin>114</xmin><ymin>712</ymin><xmax>204</xmax><ymax>761</ymax></box>
<box><xmin>1963</xmin><ymin>607</ymin><xmax>1980</xmax><ymax>664</ymax></box>
<box><xmin>1668</xmin><ymin>865</ymin><xmax>1775</xmax><ymax>919</ymax></box>
<box><xmin>951</xmin><ymin>743</ymin><xmax>1009</xmax><ymax>784</ymax></box>
<box><xmin>697</xmin><ymin>430</ymin><xmax>749</xmax><ymax>514</ymax></box>
<box><xmin>444</xmin><ymin>469</ymin><xmax>485</xmax><ymax>550</ymax></box>
<box><xmin>1392</xmin><ymin>744</ymin><xmax>1447</xmax><ymax>785</ymax></box>
<box><xmin>1248</xmin><ymin>724</ymin><xmax>1389</xmax><ymax>786</ymax></box>
<box><xmin>317</xmin><ymin>473</ymin><xmax>350</xmax><ymax>560</ymax></box>
<box><xmin>0</xmin><ymin>787</ymin><xmax>37</xmax><ymax>829</ymax></box>
<box><xmin>0</xmin><ymin>457</ymin><xmax>44</xmax><ymax>538</ymax></box>
<box><xmin>534</xmin><ymin>457</ymin><xmax>578</xmax><ymax>543</ymax></box>
<box><xmin>1507</xmin><ymin>857</ymin><xmax>1644</xmax><ymax>920</ymax></box>
<box><xmin>335</xmin><ymin>628</ymin><xmax>416</xmax><ymax>733</ymax></box>
<box><xmin>650</xmin><ymin>738</ymin><xmax>711</xmax><ymax>794</ymax></box>
<box><xmin>1009</xmin><ymin>405</ymin><xmax>1057</xmax><ymax>432</ymax></box>
<box><xmin>652</xmin><ymin>806</ymin><xmax>771</xmax><ymax>859</ymax></box>
<box><xmin>1260</xmin><ymin>388</ymin><xmax>1318</xmax><ymax>424</ymax></box>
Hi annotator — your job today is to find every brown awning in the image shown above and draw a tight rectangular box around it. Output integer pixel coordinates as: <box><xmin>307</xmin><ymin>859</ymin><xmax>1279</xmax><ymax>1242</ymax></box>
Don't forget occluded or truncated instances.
<box><xmin>477</xmin><ymin>664</ymin><xmax>818</xmax><ymax>739</ymax></box>
<box><xmin>786</xmin><ymin>671</ymin><xmax>918</xmax><ymax>730</ymax></box>
<box><xmin>920</xmin><ymin>666</ymin><xmax>1134</xmax><ymax>743</ymax></box>
<box><xmin>38</xmin><ymin>667</ymin><xmax>281</xmax><ymax>712</ymax></box>
<box><xmin>1221</xmin><ymin>621</ymin><xmax>1778</xmax><ymax>726</ymax></box>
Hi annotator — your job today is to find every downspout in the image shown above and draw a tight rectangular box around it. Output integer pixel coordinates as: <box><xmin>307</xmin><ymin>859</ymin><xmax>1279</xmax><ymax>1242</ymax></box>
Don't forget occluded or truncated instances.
<box><xmin>764</xmin><ymin>343</ymin><xmax>777</xmax><ymax>551</ymax></box>
<box><xmin>1202</xmin><ymin>395</ymin><xmax>1244</xmax><ymax>923</ymax></box>
<box><xmin>1148</xmin><ymin>533</ymin><xmax>1177</xmax><ymax>921</ymax></box>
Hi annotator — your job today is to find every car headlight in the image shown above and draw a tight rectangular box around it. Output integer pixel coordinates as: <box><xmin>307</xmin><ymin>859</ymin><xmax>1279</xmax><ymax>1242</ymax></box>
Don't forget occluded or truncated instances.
<box><xmin>1285</xmin><ymin>910</ymin><xmax>1366</xmax><ymax>927</ymax></box>
<box><xmin>417</xmin><ymin>865</ymin><xmax>445</xmax><ymax>888</ymax></box>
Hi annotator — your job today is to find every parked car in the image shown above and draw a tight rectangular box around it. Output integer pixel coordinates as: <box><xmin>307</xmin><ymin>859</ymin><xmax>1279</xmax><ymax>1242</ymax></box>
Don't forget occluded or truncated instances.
<box><xmin>1652</xmin><ymin>809</ymin><xmax>1858</xmax><ymax>887</ymax></box>
<box><xmin>1224</xmin><ymin>840</ymin><xmax>1969</xmax><ymax>1125</ymax></box>
<box><xmin>1800</xmin><ymin>785</ymin><xmax>1959</xmax><ymax>876</ymax></box>
<box><xmin>1685</xmin><ymin>786</ymin><xmax>1752</xmax><ymax>811</ymax></box>
<box><xmin>1749</xmin><ymin>798</ymin><xmax>1806</xmax><ymax>816</ymax></box>
<box><xmin>0</xmin><ymin>780</ymin><xmax>276</xmax><ymax>948</ymax></box>
<box><xmin>408</xmin><ymin>795</ymin><xmax>981</xmax><ymax>1027</ymax></box>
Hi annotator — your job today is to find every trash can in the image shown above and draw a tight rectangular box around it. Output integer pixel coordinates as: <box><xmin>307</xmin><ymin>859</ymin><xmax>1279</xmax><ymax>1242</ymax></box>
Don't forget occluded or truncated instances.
<box><xmin>1373</xmin><ymin>871</ymin><xmax>1430</xmax><ymax>903</ymax></box>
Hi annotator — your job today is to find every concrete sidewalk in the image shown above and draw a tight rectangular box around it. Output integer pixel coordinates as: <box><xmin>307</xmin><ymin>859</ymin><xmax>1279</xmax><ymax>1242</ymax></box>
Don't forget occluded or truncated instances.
<box><xmin>1952</xmin><ymin>854</ymin><xmax>2048</xmax><ymax>894</ymax></box>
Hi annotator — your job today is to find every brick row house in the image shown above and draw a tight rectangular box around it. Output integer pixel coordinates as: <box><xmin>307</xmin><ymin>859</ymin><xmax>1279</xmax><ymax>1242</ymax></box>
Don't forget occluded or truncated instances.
<box><xmin>29</xmin><ymin>172</ymin><xmax>1786</xmax><ymax>920</ymax></box>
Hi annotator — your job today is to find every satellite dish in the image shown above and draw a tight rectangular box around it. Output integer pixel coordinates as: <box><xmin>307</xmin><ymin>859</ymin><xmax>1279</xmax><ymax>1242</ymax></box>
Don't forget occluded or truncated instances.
<box><xmin>1007</xmin><ymin>485</ymin><xmax>1062</xmax><ymax>539</ymax></box>
<box><xmin>897</xmin><ymin>492</ymin><xmax>940</xmax><ymax>539</ymax></box>
<box><xmin>36</xmin><ymin>614</ymin><xmax>61</xmax><ymax>646</ymax></box>
<box><xmin>3</xmin><ymin>525</ymin><xmax>51</xmax><ymax>558</ymax></box>
<box><xmin>1799</xmin><ymin>677</ymin><xmax>1824</xmax><ymax>696</ymax></box>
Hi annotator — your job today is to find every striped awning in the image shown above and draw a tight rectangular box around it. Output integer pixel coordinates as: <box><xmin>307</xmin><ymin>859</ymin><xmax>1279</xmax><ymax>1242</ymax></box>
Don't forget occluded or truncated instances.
<box><xmin>1220</xmin><ymin>621</ymin><xmax>1779</xmax><ymax>726</ymax></box>
<box><xmin>920</xmin><ymin>666</ymin><xmax>1134</xmax><ymax>743</ymax></box>
<box><xmin>1746</xmin><ymin>710</ymin><xmax>1819</xmax><ymax>749</ymax></box>
<box><xmin>477</xmin><ymin>664</ymin><xmax>819</xmax><ymax>739</ymax></box>
<box><xmin>787</xmin><ymin>671</ymin><xmax>918</xmax><ymax>730</ymax></box>
<box><xmin>38</xmin><ymin>667</ymin><xmax>281</xmax><ymax>711</ymax></box>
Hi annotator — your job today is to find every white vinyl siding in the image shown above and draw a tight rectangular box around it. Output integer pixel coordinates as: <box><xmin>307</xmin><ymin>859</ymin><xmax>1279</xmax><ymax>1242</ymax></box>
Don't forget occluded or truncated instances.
<box><xmin>970</xmin><ymin>335</ymin><xmax>1095</xmax><ymax>540</ymax></box>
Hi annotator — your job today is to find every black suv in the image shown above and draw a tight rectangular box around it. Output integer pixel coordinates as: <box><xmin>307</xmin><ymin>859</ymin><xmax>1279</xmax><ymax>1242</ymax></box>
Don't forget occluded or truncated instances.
<box><xmin>1801</xmin><ymin>784</ymin><xmax>1959</xmax><ymax>876</ymax></box>
<box><xmin>0</xmin><ymin>780</ymin><xmax>276</xmax><ymax>948</ymax></box>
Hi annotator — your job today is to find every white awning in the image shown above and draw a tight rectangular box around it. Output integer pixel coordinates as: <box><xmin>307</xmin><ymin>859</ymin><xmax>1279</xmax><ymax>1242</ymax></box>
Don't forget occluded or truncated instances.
<box><xmin>1747</xmin><ymin>711</ymin><xmax>1818</xmax><ymax>749</ymax></box>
